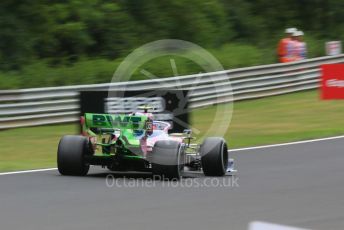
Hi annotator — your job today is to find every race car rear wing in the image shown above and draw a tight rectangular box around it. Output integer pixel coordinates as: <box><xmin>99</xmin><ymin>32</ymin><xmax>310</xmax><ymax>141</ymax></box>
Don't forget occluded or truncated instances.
<box><xmin>84</xmin><ymin>113</ymin><xmax>149</xmax><ymax>130</ymax></box>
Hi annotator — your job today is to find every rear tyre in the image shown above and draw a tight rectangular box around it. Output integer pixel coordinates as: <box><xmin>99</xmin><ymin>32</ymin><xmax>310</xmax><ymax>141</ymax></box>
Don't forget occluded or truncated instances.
<box><xmin>200</xmin><ymin>137</ymin><xmax>228</xmax><ymax>176</ymax></box>
<box><xmin>57</xmin><ymin>135</ymin><xmax>91</xmax><ymax>176</ymax></box>
<box><xmin>151</xmin><ymin>140</ymin><xmax>184</xmax><ymax>180</ymax></box>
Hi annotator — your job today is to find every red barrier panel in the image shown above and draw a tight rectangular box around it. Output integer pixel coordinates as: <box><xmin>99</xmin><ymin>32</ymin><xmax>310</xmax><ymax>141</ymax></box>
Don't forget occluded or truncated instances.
<box><xmin>321</xmin><ymin>64</ymin><xmax>344</xmax><ymax>99</ymax></box>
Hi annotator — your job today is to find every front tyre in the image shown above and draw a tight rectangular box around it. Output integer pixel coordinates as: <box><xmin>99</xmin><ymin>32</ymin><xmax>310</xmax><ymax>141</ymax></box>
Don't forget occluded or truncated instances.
<box><xmin>57</xmin><ymin>135</ymin><xmax>91</xmax><ymax>176</ymax></box>
<box><xmin>151</xmin><ymin>140</ymin><xmax>184</xmax><ymax>180</ymax></box>
<box><xmin>200</xmin><ymin>137</ymin><xmax>228</xmax><ymax>176</ymax></box>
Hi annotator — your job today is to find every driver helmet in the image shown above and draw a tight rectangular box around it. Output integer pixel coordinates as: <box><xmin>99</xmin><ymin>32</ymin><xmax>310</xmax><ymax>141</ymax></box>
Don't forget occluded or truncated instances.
<box><xmin>132</xmin><ymin>111</ymin><xmax>154</xmax><ymax>120</ymax></box>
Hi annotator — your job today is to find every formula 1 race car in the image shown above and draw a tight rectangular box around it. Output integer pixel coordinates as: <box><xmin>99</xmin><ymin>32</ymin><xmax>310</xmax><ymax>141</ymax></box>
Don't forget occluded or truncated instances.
<box><xmin>57</xmin><ymin>109</ymin><xmax>234</xmax><ymax>179</ymax></box>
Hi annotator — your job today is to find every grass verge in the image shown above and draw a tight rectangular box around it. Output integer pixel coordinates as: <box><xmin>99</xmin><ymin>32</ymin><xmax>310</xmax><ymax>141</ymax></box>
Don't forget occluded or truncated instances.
<box><xmin>1</xmin><ymin>90</ymin><xmax>344</xmax><ymax>172</ymax></box>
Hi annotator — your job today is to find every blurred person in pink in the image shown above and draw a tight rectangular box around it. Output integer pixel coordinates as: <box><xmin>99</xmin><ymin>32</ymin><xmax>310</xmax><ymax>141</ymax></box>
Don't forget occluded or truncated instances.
<box><xmin>293</xmin><ymin>30</ymin><xmax>307</xmax><ymax>61</ymax></box>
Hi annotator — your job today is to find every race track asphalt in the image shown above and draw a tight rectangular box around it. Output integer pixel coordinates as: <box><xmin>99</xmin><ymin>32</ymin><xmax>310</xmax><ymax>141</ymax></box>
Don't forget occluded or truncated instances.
<box><xmin>1</xmin><ymin>137</ymin><xmax>344</xmax><ymax>230</ymax></box>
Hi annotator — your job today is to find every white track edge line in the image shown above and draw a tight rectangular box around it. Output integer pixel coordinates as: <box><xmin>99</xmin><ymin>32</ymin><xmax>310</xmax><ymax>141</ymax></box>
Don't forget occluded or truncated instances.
<box><xmin>229</xmin><ymin>135</ymin><xmax>344</xmax><ymax>152</ymax></box>
<box><xmin>0</xmin><ymin>168</ymin><xmax>57</xmax><ymax>176</ymax></box>
<box><xmin>2</xmin><ymin>135</ymin><xmax>344</xmax><ymax>175</ymax></box>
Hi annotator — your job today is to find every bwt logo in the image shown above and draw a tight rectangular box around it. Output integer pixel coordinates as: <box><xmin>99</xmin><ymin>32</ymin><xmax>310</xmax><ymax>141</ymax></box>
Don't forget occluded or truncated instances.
<box><xmin>105</xmin><ymin>97</ymin><xmax>165</xmax><ymax>113</ymax></box>
<box><xmin>326</xmin><ymin>79</ymin><xmax>344</xmax><ymax>88</ymax></box>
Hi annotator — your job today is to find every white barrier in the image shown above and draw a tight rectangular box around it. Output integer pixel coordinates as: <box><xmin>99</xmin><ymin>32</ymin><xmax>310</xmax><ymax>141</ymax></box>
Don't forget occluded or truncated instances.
<box><xmin>1</xmin><ymin>55</ymin><xmax>344</xmax><ymax>129</ymax></box>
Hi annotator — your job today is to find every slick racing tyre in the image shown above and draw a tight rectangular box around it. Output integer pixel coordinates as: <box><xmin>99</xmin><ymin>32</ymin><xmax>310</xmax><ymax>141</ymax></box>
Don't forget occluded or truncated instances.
<box><xmin>57</xmin><ymin>135</ymin><xmax>91</xmax><ymax>176</ymax></box>
<box><xmin>151</xmin><ymin>140</ymin><xmax>184</xmax><ymax>180</ymax></box>
<box><xmin>200</xmin><ymin>137</ymin><xmax>228</xmax><ymax>176</ymax></box>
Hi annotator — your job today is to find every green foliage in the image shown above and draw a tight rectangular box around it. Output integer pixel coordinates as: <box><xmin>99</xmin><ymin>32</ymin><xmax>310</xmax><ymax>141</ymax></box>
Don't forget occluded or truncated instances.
<box><xmin>0</xmin><ymin>58</ymin><xmax>120</xmax><ymax>89</ymax></box>
<box><xmin>209</xmin><ymin>44</ymin><xmax>271</xmax><ymax>68</ymax></box>
<box><xmin>0</xmin><ymin>43</ymin><xmax>272</xmax><ymax>89</ymax></box>
<box><xmin>0</xmin><ymin>0</ymin><xmax>343</xmax><ymax>88</ymax></box>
